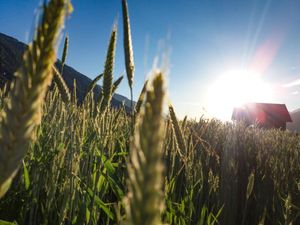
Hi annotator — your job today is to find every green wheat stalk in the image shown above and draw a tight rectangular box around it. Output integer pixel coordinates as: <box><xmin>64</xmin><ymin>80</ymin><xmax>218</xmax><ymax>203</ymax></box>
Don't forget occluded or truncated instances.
<box><xmin>72</xmin><ymin>78</ymin><xmax>77</xmax><ymax>104</ymax></box>
<box><xmin>0</xmin><ymin>0</ymin><xmax>71</xmax><ymax>198</ymax></box>
<box><xmin>52</xmin><ymin>65</ymin><xmax>71</xmax><ymax>103</ymax></box>
<box><xmin>169</xmin><ymin>104</ymin><xmax>187</xmax><ymax>156</ymax></box>
<box><xmin>100</xmin><ymin>26</ymin><xmax>117</xmax><ymax>113</ymax></box>
<box><xmin>122</xmin><ymin>0</ymin><xmax>135</xmax><ymax>113</ymax></box>
<box><xmin>126</xmin><ymin>72</ymin><xmax>166</xmax><ymax>225</ymax></box>
<box><xmin>60</xmin><ymin>35</ymin><xmax>69</xmax><ymax>74</ymax></box>
<box><xmin>83</xmin><ymin>73</ymin><xmax>103</xmax><ymax>102</ymax></box>
<box><xmin>112</xmin><ymin>75</ymin><xmax>124</xmax><ymax>94</ymax></box>
<box><xmin>134</xmin><ymin>79</ymin><xmax>148</xmax><ymax>117</ymax></box>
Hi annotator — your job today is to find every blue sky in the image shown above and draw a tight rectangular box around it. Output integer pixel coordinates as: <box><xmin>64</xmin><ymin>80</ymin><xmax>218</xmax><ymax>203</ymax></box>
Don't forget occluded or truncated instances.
<box><xmin>1</xmin><ymin>0</ymin><xmax>300</xmax><ymax>119</ymax></box>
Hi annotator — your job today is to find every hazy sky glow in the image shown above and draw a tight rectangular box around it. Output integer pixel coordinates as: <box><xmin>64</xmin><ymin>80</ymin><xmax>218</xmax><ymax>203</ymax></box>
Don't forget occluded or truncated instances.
<box><xmin>1</xmin><ymin>0</ymin><xmax>300</xmax><ymax>120</ymax></box>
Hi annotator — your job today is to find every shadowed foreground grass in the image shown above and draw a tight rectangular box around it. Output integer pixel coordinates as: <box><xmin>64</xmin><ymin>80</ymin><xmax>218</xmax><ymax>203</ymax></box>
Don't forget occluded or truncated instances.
<box><xmin>0</xmin><ymin>84</ymin><xmax>299</xmax><ymax>224</ymax></box>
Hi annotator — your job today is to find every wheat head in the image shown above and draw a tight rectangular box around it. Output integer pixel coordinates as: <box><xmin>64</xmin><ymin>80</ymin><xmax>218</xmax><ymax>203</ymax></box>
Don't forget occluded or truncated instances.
<box><xmin>112</xmin><ymin>75</ymin><xmax>124</xmax><ymax>94</ymax></box>
<box><xmin>83</xmin><ymin>73</ymin><xmax>103</xmax><ymax>102</ymax></box>
<box><xmin>126</xmin><ymin>72</ymin><xmax>165</xmax><ymax>225</ymax></box>
<box><xmin>100</xmin><ymin>27</ymin><xmax>117</xmax><ymax>113</ymax></box>
<box><xmin>122</xmin><ymin>0</ymin><xmax>135</xmax><ymax>90</ymax></box>
<box><xmin>134</xmin><ymin>79</ymin><xmax>149</xmax><ymax>117</ymax></box>
<box><xmin>60</xmin><ymin>35</ymin><xmax>69</xmax><ymax>74</ymax></box>
<box><xmin>0</xmin><ymin>0</ymin><xmax>71</xmax><ymax>198</ymax></box>
<box><xmin>169</xmin><ymin>105</ymin><xmax>187</xmax><ymax>156</ymax></box>
<box><xmin>53</xmin><ymin>65</ymin><xmax>71</xmax><ymax>103</ymax></box>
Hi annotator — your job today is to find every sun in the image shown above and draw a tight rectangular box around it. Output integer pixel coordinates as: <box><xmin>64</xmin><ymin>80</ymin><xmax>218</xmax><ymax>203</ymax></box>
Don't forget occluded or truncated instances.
<box><xmin>206</xmin><ymin>70</ymin><xmax>274</xmax><ymax>121</ymax></box>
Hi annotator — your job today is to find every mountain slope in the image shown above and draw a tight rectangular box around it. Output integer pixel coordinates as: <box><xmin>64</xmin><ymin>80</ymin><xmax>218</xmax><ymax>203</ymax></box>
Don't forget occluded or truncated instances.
<box><xmin>0</xmin><ymin>32</ymin><xmax>132</xmax><ymax>110</ymax></box>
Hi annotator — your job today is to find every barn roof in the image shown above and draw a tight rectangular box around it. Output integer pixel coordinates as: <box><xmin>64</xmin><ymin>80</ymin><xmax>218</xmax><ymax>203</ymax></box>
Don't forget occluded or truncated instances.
<box><xmin>232</xmin><ymin>103</ymin><xmax>292</xmax><ymax>123</ymax></box>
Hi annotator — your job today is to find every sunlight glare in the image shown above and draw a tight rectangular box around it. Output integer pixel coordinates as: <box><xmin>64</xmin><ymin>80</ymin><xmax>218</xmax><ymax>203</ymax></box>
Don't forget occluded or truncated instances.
<box><xmin>206</xmin><ymin>70</ymin><xmax>273</xmax><ymax>121</ymax></box>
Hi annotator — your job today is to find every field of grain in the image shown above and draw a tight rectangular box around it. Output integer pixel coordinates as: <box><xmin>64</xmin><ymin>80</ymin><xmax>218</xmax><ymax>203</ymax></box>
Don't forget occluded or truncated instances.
<box><xmin>0</xmin><ymin>0</ymin><xmax>300</xmax><ymax>225</ymax></box>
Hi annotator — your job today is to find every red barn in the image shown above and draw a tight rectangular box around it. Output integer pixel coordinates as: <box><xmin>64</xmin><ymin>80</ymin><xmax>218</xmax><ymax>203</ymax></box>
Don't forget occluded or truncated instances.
<box><xmin>232</xmin><ymin>103</ymin><xmax>292</xmax><ymax>130</ymax></box>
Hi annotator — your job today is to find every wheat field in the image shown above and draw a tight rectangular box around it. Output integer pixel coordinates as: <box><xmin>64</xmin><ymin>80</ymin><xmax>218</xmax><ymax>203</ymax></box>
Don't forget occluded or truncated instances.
<box><xmin>0</xmin><ymin>0</ymin><xmax>300</xmax><ymax>225</ymax></box>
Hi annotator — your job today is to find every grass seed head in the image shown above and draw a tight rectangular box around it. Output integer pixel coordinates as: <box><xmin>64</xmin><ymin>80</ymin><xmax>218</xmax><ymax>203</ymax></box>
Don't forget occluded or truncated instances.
<box><xmin>100</xmin><ymin>27</ymin><xmax>117</xmax><ymax>113</ymax></box>
<box><xmin>122</xmin><ymin>0</ymin><xmax>135</xmax><ymax>90</ymax></box>
<box><xmin>126</xmin><ymin>71</ymin><xmax>166</xmax><ymax>225</ymax></box>
<box><xmin>0</xmin><ymin>0</ymin><xmax>70</xmax><ymax>198</ymax></box>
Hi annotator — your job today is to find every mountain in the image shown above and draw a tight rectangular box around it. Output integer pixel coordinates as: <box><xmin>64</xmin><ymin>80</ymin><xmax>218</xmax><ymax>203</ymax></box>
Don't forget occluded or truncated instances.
<box><xmin>287</xmin><ymin>109</ymin><xmax>300</xmax><ymax>133</ymax></box>
<box><xmin>0</xmin><ymin>32</ymin><xmax>132</xmax><ymax>110</ymax></box>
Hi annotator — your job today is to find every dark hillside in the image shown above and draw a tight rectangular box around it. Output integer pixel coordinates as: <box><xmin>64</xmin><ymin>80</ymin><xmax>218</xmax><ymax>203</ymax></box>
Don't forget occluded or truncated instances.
<box><xmin>0</xmin><ymin>32</ymin><xmax>132</xmax><ymax>110</ymax></box>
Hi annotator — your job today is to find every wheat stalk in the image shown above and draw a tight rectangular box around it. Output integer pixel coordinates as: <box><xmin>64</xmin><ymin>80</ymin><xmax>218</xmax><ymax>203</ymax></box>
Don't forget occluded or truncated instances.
<box><xmin>0</xmin><ymin>0</ymin><xmax>71</xmax><ymax>198</ymax></box>
<box><xmin>60</xmin><ymin>35</ymin><xmax>69</xmax><ymax>74</ymax></box>
<box><xmin>169</xmin><ymin>104</ymin><xmax>186</xmax><ymax>156</ymax></box>
<box><xmin>122</xmin><ymin>0</ymin><xmax>135</xmax><ymax>120</ymax></box>
<box><xmin>126</xmin><ymin>71</ymin><xmax>165</xmax><ymax>225</ymax></box>
<box><xmin>100</xmin><ymin>26</ymin><xmax>117</xmax><ymax>113</ymax></box>
<box><xmin>112</xmin><ymin>75</ymin><xmax>124</xmax><ymax>94</ymax></box>
<box><xmin>52</xmin><ymin>65</ymin><xmax>71</xmax><ymax>103</ymax></box>
<box><xmin>122</xmin><ymin>0</ymin><xmax>135</xmax><ymax>91</ymax></box>
<box><xmin>83</xmin><ymin>73</ymin><xmax>103</xmax><ymax>102</ymax></box>
<box><xmin>72</xmin><ymin>78</ymin><xmax>77</xmax><ymax>104</ymax></box>
<box><xmin>134</xmin><ymin>79</ymin><xmax>148</xmax><ymax>117</ymax></box>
